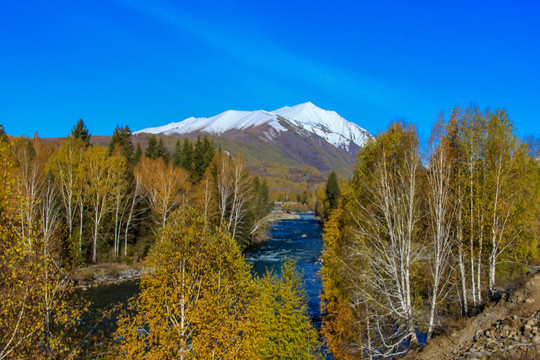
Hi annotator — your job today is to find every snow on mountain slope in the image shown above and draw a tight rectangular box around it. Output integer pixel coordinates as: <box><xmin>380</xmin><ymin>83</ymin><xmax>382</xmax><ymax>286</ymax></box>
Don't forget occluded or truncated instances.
<box><xmin>135</xmin><ymin>102</ymin><xmax>371</xmax><ymax>150</ymax></box>
<box><xmin>273</xmin><ymin>102</ymin><xmax>370</xmax><ymax>151</ymax></box>
<box><xmin>138</xmin><ymin>110</ymin><xmax>286</xmax><ymax>136</ymax></box>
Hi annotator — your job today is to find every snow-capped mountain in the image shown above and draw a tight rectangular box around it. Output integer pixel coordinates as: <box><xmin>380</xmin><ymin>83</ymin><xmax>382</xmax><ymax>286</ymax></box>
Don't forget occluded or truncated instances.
<box><xmin>135</xmin><ymin>102</ymin><xmax>371</xmax><ymax>154</ymax></box>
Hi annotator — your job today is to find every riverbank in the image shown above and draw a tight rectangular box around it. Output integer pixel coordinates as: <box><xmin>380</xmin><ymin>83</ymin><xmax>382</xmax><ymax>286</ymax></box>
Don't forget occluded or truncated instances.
<box><xmin>74</xmin><ymin>213</ymin><xmax>318</xmax><ymax>289</ymax></box>
<box><xmin>74</xmin><ymin>263</ymin><xmax>146</xmax><ymax>290</ymax></box>
<box><xmin>267</xmin><ymin>210</ymin><xmax>302</xmax><ymax>222</ymax></box>
<box><xmin>267</xmin><ymin>211</ymin><xmax>321</xmax><ymax>222</ymax></box>
<box><xmin>404</xmin><ymin>268</ymin><xmax>540</xmax><ymax>359</ymax></box>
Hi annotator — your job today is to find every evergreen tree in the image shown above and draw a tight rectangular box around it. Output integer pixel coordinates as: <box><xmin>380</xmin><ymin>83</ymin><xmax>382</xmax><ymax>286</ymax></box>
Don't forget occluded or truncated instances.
<box><xmin>133</xmin><ymin>143</ymin><xmax>142</xmax><ymax>164</ymax></box>
<box><xmin>172</xmin><ymin>138</ymin><xmax>194</xmax><ymax>171</ymax></box>
<box><xmin>325</xmin><ymin>171</ymin><xmax>341</xmax><ymax>211</ymax></box>
<box><xmin>256</xmin><ymin>178</ymin><xmax>272</xmax><ymax>217</ymax></box>
<box><xmin>145</xmin><ymin>135</ymin><xmax>170</xmax><ymax>163</ymax></box>
<box><xmin>158</xmin><ymin>138</ymin><xmax>170</xmax><ymax>164</ymax></box>
<box><xmin>172</xmin><ymin>139</ymin><xmax>182</xmax><ymax>167</ymax></box>
<box><xmin>180</xmin><ymin>138</ymin><xmax>193</xmax><ymax>171</ymax></box>
<box><xmin>109</xmin><ymin>125</ymin><xmax>134</xmax><ymax>161</ymax></box>
<box><xmin>192</xmin><ymin>136</ymin><xmax>214</xmax><ymax>183</ymax></box>
<box><xmin>70</xmin><ymin>119</ymin><xmax>91</xmax><ymax>147</ymax></box>
<box><xmin>145</xmin><ymin>135</ymin><xmax>158</xmax><ymax>159</ymax></box>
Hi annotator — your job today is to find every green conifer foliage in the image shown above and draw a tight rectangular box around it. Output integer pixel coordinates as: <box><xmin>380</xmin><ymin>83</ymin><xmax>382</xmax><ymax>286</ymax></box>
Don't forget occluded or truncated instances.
<box><xmin>145</xmin><ymin>135</ymin><xmax>170</xmax><ymax>163</ymax></box>
<box><xmin>133</xmin><ymin>143</ymin><xmax>142</xmax><ymax>164</ymax></box>
<box><xmin>180</xmin><ymin>138</ymin><xmax>194</xmax><ymax>171</ymax></box>
<box><xmin>172</xmin><ymin>139</ymin><xmax>182</xmax><ymax>167</ymax></box>
<box><xmin>70</xmin><ymin>119</ymin><xmax>91</xmax><ymax>147</ymax></box>
<box><xmin>192</xmin><ymin>136</ymin><xmax>215</xmax><ymax>183</ymax></box>
<box><xmin>109</xmin><ymin>125</ymin><xmax>134</xmax><ymax>161</ymax></box>
<box><xmin>325</xmin><ymin>171</ymin><xmax>341</xmax><ymax>211</ymax></box>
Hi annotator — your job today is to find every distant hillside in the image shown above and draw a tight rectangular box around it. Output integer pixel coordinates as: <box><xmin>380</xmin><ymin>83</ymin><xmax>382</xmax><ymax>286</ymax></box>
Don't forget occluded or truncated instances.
<box><xmin>134</xmin><ymin>102</ymin><xmax>372</xmax><ymax>179</ymax></box>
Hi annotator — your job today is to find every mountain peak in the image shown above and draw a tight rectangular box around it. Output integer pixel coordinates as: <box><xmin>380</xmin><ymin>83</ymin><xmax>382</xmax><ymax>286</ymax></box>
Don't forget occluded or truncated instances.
<box><xmin>135</xmin><ymin>103</ymin><xmax>372</xmax><ymax>151</ymax></box>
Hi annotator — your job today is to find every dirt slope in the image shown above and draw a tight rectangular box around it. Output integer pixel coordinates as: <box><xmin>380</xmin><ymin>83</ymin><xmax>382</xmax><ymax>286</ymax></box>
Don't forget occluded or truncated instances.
<box><xmin>405</xmin><ymin>271</ymin><xmax>540</xmax><ymax>359</ymax></box>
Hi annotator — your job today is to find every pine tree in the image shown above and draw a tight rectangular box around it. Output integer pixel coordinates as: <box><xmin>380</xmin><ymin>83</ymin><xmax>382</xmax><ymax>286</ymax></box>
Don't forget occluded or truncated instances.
<box><xmin>70</xmin><ymin>119</ymin><xmax>91</xmax><ymax>147</ymax></box>
<box><xmin>192</xmin><ymin>136</ymin><xmax>214</xmax><ymax>183</ymax></box>
<box><xmin>145</xmin><ymin>135</ymin><xmax>158</xmax><ymax>159</ymax></box>
<box><xmin>109</xmin><ymin>125</ymin><xmax>134</xmax><ymax>161</ymax></box>
<box><xmin>256</xmin><ymin>178</ymin><xmax>272</xmax><ymax>217</ymax></box>
<box><xmin>157</xmin><ymin>138</ymin><xmax>170</xmax><ymax>164</ymax></box>
<box><xmin>180</xmin><ymin>138</ymin><xmax>193</xmax><ymax>171</ymax></box>
<box><xmin>133</xmin><ymin>143</ymin><xmax>142</xmax><ymax>164</ymax></box>
<box><xmin>172</xmin><ymin>139</ymin><xmax>182</xmax><ymax>167</ymax></box>
<box><xmin>325</xmin><ymin>171</ymin><xmax>341</xmax><ymax>211</ymax></box>
<box><xmin>145</xmin><ymin>135</ymin><xmax>170</xmax><ymax>163</ymax></box>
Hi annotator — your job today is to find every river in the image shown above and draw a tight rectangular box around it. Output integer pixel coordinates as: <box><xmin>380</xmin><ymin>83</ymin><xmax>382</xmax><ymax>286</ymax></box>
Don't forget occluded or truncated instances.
<box><xmin>81</xmin><ymin>213</ymin><xmax>325</xmax><ymax>339</ymax></box>
<box><xmin>244</xmin><ymin>213</ymin><xmax>324</xmax><ymax>327</ymax></box>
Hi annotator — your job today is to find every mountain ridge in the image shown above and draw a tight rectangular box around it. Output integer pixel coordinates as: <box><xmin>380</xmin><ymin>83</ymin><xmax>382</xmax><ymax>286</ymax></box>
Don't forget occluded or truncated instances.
<box><xmin>135</xmin><ymin>102</ymin><xmax>371</xmax><ymax>155</ymax></box>
<box><xmin>134</xmin><ymin>102</ymin><xmax>372</xmax><ymax>179</ymax></box>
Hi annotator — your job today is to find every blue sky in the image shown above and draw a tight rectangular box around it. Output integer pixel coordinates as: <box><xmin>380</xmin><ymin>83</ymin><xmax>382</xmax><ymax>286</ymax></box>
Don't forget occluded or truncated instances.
<box><xmin>1</xmin><ymin>0</ymin><xmax>539</xmax><ymax>141</ymax></box>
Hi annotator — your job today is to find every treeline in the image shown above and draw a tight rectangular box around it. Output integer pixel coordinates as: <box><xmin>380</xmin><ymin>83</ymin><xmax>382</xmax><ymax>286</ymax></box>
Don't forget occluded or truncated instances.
<box><xmin>1</xmin><ymin>120</ymin><xmax>273</xmax><ymax>265</ymax></box>
<box><xmin>0</xmin><ymin>121</ymin><xmax>324</xmax><ymax>358</ymax></box>
<box><xmin>320</xmin><ymin>105</ymin><xmax>540</xmax><ymax>359</ymax></box>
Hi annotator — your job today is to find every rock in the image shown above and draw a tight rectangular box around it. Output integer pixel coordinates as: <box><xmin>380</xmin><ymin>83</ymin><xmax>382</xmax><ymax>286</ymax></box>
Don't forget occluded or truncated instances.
<box><xmin>526</xmin><ymin>319</ymin><xmax>536</xmax><ymax>326</ymax></box>
<box><xmin>526</xmin><ymin>298</ymin><xmax>533</xmax><ymax>304</ymax></box>
<box><xmin>532</xmin><ymin>335</ymin><xmax>540</xmax><ymax>343</ymax></box>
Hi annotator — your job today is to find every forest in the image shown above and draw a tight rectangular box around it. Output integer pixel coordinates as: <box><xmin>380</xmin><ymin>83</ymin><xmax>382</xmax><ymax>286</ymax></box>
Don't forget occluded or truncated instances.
<box><xmin>1</xmin><ymin>103</ymin><xmax>539</xmax><ymax>359</ymax></box>
<box><xmin>319</xmin><ymin>105</ymin><xmax>540</xmax><ymax>359</ymax></box>
<box><xmin>0</xmin><ymin>120</ymin><xmax>322</xmax><ymax>359</ymax></box>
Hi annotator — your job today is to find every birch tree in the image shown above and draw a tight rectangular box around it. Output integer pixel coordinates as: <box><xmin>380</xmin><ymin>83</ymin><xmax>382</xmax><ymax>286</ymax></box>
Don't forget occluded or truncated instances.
<box><xmin>11</xmin><ymin>136</ymin><xmax>49</xmax><ymax>248</ymax></box>
<box><xmin>215</xmin><ymin>151</ymin><xmax>233</xmax><ymax>229</ymax></box>
<box><xmin>123</xmin><ymin>171</ymin><xmax>146</xmax><ymax>257</ymax></box>
<box><xmin>84</xmin><ymin>146</ymin><xmax>126</xmax><ymax>263</ymax></box>
<box><xmin>112</xmin><ymin>208</ymin><xmax>258</xmax><ymax>359</ymax></box>
<box><xmin>135</xmin><ymin>157</ymin><xmax>189</xmax><ymax>238</ymax></box>
<box><xmin>484</xmin><ymin>109</ymin><xmax>535</xmax><ymax>293</ymax></box>
<box><xmin>39</xmin><ymin>173</ymin><xmax>61</xmax><ymax>247</ymax></box>
<box><xmin>456</xmin><ymin>106</ymin><xmax>490</xmax><ymax>307</ymax></box>
<box><xmin>195</xmin><ymin>168</ymin><xmax>216</xmax><ymax>222</ymax></box>
<box><xmin>110</xmin><ymin>160</ymin><xmax>128</xmax><ymax>259</ymax></box>
<box><xmin>227</xmin><ymin>156</ymin><xmax>252</xmax><ymax>242</ymax></box>
<box><xmin>48</xmin><ymin>137</ymin><xmax>85</xmax><ymax>254</ymax></box>
<box><xmin>0</xmin><ymin>140</ymin><xmax>86</xmax><ymax>359</ymax></box>
<box><xmin>426</xmin><ymin>116</ymin><xmax>455</xmax><ymax>338</ymax></box>
<box><xmin>348</xmin><ymin>122</ymin><xmax>424</xmax><ymax>357</ymax></box>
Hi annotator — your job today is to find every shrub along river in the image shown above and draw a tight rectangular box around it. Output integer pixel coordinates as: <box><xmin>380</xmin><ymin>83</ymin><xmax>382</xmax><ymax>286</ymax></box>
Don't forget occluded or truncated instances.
<box><xmin>80</xmin><ymin>213</ymin><xmax>325</xmax><ymax>339</ymax></box>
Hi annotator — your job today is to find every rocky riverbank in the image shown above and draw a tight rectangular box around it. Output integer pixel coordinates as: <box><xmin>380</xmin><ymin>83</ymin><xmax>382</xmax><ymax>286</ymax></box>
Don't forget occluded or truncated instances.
<box><xmin>267</xmin><ymin>211</ymin><xmax>302</xmax><ymax>222</ymax></box>
<box><xmin>405</xmin><ymin>270</ymin><xmax>540</xmax><ymax>359</ymax></box>
<box><xmin>73</xmin><ymin>263</ymin><xmax>146</xmax><ymax>290</ymax></box>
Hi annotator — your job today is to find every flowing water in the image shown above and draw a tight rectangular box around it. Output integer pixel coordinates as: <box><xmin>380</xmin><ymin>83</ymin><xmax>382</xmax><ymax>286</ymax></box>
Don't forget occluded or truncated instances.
<box><xmin>244</xmin><ymin>213</ymin><xmax>325</xmax><ymax>327</ymax></box>
<box><xmin>81</xmin><ymin>213</ymin><xmax>325</xmax><ymax>335</ymax></box>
